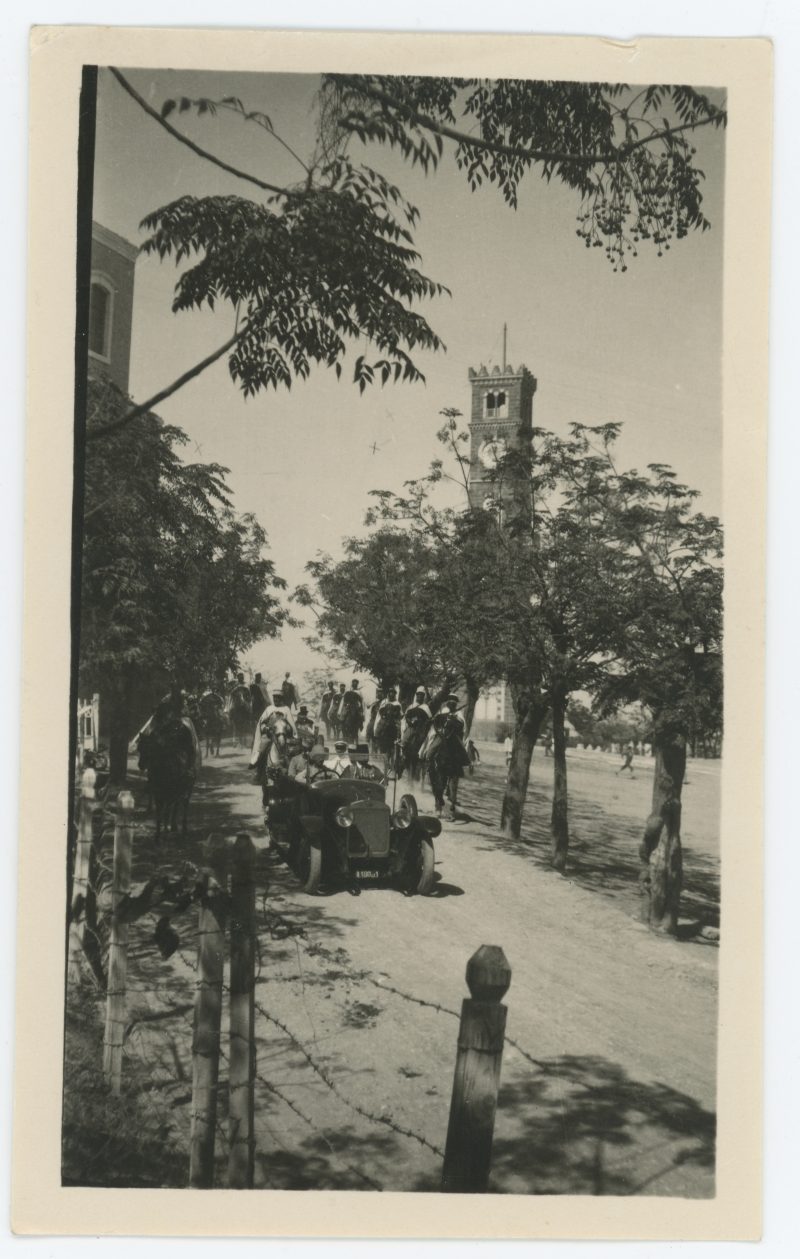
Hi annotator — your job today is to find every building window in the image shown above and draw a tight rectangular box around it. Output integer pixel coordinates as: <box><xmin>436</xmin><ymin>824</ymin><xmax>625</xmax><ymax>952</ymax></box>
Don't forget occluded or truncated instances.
<box><xmin>484</xmin><ymin>390</ymin><xmax>508</xmax><ymax>418</ymax></box>
<box><xmin>89</xmin><ymin>276</ymin><xmax>114</xmax><ymax>361</ymax></box>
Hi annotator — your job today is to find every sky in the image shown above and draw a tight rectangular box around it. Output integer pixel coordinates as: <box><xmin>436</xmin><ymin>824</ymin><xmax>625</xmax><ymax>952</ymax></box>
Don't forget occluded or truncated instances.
<box><xmin>91</xmin><ymin>67</ymin><xmax>726</xmax><ymax>687</ymax></box>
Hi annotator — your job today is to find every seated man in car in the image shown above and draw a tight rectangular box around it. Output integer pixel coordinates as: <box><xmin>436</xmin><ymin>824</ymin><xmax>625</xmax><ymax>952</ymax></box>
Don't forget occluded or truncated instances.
<box><xmin>285</xmin><ymin>737</ymin><xmax>308</xmax><ymax>781</ymax></box>
<box><xmin>298</xmin><ymin>745</ymin><xmax>340</xmax><ymax>784</ymax></box>
<box><xmin>340</xmin><ymin>742</ymin><xmax>385</xmax><ymax>784</ymax></box>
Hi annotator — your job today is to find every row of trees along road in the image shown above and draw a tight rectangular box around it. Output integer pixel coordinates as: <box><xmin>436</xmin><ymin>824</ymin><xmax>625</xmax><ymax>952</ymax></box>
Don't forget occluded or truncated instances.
<box><xmin>295</xmin><ymin>413</ymin><xmax>722</xmax><ymax>935</ymax></box>
<box><xmin>88</xmin><ymin>74</ymin><xmax>726</xmax><ymax>931</ymax></box>
<box><xmin>80</xmin><ymin>376</ymin><xmax>289</xmax><ymax>780</ymax></box>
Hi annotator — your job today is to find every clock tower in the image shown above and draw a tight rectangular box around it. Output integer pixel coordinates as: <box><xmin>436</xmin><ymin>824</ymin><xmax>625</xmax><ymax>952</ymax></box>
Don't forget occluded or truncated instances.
<box><xmin>467</xmin><ymin>358</ymin><xmax>537</xmax><ymax>514</ymax></box>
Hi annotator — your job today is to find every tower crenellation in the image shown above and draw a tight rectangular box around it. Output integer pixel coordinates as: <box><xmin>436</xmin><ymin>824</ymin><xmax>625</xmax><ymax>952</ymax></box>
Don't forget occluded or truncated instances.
<box><xmin>467</xmin><ymin>359</ymin><xmax>537</xmax><ymax>512</ymax></box>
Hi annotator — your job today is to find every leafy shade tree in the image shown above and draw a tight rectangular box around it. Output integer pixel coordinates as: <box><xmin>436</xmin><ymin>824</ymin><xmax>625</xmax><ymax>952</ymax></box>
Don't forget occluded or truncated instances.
<box><xmin>365</xmin><ymin>410</ymin><xmax>529</xmax><ymax>732</ymax></box>
<box><xmin>567</xmin><ymin>699</ymin><xmax>653</xmax><ymax>750</ymax></box>
<box><xmin>588</xmin><ymin>464</ymin><xmax>723</xmax><ymax>933</ymax></box>
<box><xmin>80</xmin><ymin>376</ymin><xmax>288</xmax><ymax>779</ymax></box>
<box><xmin>97</xmin><ymin>71</ymin><xmax>725</xmax><ymax>437</ymax></box>
<box><xmin>294</xmin><ymin>529</ymin><xmax>444</xmax><ymax>702</ymax></box>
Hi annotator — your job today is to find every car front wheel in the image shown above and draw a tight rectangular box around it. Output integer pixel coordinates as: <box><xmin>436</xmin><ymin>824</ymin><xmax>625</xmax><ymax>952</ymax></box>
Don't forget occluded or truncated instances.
<box><xmin>413</xmin><ymin>836</ymin><xmax>435</xmax><ymax>896</ymax></box>
<box><xmin>297</xmin><ymin>835</ymin><xmax>322</xmax><ymax>894</ymax></box>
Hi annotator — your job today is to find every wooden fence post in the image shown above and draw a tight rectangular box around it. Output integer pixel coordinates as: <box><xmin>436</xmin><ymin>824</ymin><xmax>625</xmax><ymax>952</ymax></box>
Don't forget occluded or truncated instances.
<box><xmin>189</xmin><ymin>835</ymin><xmax>229</xmax><ymax>1189</ymax></box>
<box><xmin>441</xmin><ymin>944</ymin><xmax>511</xmax><ymax>1194</ymax></box>
<box><xmin>102</xmin><ymin>790</ymin><xmax>135</xmax><ymax>1094</ymax></box>
<box><xmin>228</xmin><ymin>832</ymin><xmax>256</xmax><ymax>1188</ymax></box>
<box><xmin>67</xmin><ymin>768</ymin><xmax>97</xmax><ymax>985</ymax></box>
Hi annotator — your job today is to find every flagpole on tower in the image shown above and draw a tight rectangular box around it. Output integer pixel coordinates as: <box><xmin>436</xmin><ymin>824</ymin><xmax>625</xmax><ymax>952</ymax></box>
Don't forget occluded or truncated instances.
<box><xmin>503</xmin><ymin>322</ymin><xmax>507</xmax><ymax>369</ymax></box>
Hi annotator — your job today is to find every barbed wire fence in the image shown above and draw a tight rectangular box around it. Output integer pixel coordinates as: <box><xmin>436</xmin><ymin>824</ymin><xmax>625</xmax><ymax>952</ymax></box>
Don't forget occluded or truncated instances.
<box><xmin>66</xmin><ymin>775</ymin><xmax>518</xmax><ymax>1192</ymax></box>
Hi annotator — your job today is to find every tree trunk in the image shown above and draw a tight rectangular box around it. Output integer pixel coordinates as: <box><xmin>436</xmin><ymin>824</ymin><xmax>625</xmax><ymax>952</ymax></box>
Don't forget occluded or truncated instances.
<box><xmin>106</xmin><ymin>675</ymin><xmax>133</xmax><ymax>784</ymax></box>
<box><xmin>640</xmin><ymin>725</ymin><xmax>687</xmax><ymax>934</ymax></box>
<box><xmin>398</xmin><ymin>679</ymin><xmax>416</xmax><ymax>707</ymax></box>
<box><xmin>463</xmin><ymin>675</ymin><xmax>480</xmax><ymax>738</ymax></box>
<box><xmin>500</xmin><ymin>692</ymin><xmax>548</xmax><ymax>839</ymax></box>
<box><xmin>550</xmin><ymin>689</ymin><xmax>569</xmax><ymax>871</ymax></box>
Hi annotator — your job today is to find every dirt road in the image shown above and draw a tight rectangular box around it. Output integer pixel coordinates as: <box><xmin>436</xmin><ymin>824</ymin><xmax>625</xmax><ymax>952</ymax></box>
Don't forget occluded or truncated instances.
<box><xmin>117</xmin><ymin>742</ymin><xmax>719</xmax><ymax>1196</ymax></box>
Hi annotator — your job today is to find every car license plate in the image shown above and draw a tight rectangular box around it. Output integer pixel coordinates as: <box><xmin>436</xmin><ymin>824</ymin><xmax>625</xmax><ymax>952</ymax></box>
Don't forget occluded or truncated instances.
<box><xmin>355</xmin><ymin>868</ymin><xmax>381</xmax><ymax>880</ymax></box>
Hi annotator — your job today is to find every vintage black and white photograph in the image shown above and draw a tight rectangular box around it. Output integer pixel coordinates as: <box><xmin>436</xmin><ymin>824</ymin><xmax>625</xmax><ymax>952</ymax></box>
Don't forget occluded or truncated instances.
<box><xmin>13</xmin><ymin>26</ymin><xmax>771</xmax><ymax>1237</ymax></box>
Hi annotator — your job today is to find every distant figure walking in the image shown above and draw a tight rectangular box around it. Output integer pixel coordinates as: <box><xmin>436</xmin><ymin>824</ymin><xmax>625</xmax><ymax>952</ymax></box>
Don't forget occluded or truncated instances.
<box><xmin>503</xmin><ymin>735</ymin><xmax>513</xmax><ymax>776</ymax></box>
<box><xmin>616</xmin><ymin>743</ymin><xmax>635</xmax><ymax>776</ymax></box>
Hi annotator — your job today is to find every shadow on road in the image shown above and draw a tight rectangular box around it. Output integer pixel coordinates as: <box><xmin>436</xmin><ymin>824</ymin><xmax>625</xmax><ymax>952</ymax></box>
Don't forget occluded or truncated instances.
<box><xmin>461</xmin><ymin>768</ymin><xmax>720</xmax><ymax>932</ymax></box>
<box><xmin>484</xmin><ymin>1053</ymin><xmax>715</xmax><ymax>1196</ymax></box>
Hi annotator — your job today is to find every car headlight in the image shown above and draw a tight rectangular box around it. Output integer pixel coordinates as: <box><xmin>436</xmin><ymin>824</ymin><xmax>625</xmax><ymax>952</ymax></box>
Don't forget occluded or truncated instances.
<box><xmin>393</xmin><ymin>807</ymin><xmax>412</xmax><ymax>830</ymax></box>
<box><xmin>335</xmin><ymin>805</ymin><xmax>354</xmax><ymax>828</ymax></box>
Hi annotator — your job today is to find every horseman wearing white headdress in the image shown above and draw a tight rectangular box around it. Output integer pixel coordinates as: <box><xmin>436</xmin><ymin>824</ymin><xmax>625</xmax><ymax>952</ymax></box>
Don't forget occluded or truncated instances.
<box><xmin>249</xmin><ymin>690</ymin><xmax>297</xmax><ymax>768</ymax></box>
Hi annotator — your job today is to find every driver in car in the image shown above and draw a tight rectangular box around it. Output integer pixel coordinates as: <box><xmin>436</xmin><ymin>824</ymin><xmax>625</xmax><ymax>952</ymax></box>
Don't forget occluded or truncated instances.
<box><xmin>295</xmin><ymin>744</ymin><xmax>340</xmax><ymax>784</ymax></box>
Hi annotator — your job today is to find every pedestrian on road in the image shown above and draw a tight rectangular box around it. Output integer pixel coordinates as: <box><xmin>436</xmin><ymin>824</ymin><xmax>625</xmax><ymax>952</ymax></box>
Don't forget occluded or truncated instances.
<box><xmin>617</xmin><ymin>742</ymin><xmax>635</xmax><ymax>776</ymax></box>
<box><xmin>503</xmin><ymin>735</ymin><xmax>513</xmax><ymax>777</ymax></box>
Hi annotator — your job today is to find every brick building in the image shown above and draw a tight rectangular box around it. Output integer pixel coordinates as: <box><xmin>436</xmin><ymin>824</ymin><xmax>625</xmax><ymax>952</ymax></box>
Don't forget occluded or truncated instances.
<box><xmin>87</xmin><ymin>221</ymin><xmax>138</xmax><ymax>394</ymax></box>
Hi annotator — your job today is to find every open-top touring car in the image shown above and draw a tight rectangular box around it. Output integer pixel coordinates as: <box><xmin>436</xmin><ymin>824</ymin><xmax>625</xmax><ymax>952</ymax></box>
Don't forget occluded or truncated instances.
<box><xmin>265</xmin><ymin>774</ymin><xmax>441</xmax><ymax>895</ymax></box>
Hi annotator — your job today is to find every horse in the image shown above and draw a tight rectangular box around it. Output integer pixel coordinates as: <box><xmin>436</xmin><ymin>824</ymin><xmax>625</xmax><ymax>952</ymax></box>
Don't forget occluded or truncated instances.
<box><xmin>198</xmin><ymin>691</ymin><xmax>226</xmax><ymax>757</ymax></box>
<box><xmin>138</xmin><ymin>719</ymin><xmax>196</xmax><ymax>839</ymax></box>
<box><xmin>374</xmin><ymin>706</ymin><xmax>402</xmax><ymax>779</ymax></box>
<box><xmin>250</xmin><ymin>714</ymin><xmax>292</xmax><ymax>809</ymax></box>
<box><xmin>340</xmin><ymin>696</ymin><xmax>364</xmax><ymax>746</ymax></box>
<box><xmin>226</xmin><ymin>685</ymin><xmax>253</xmax><ymax>749</ymax></box>
<box><xmin>399</xmin><ymin>713</ymin><xmax>431</xmax><ymax>784</ymax></box>
<box><xmin>426</xmin><ymin>713</ymin><xmax>471</xmax><ymax>819</ymax></box>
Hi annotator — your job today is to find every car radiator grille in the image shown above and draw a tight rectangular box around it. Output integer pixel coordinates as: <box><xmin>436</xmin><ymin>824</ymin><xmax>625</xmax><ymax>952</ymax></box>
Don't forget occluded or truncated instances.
<box><xmin>348</xmin><ymin>805</ymin><xmax>391</xmax><ymax>857</ymax></box>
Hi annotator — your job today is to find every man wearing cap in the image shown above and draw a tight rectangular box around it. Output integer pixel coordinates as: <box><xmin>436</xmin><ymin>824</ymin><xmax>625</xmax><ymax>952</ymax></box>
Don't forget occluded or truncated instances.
<box><xmin>324</xmin><ymin>738</ymin><xmax>351</xmax><ymax>777</ymax></box>
<box><xmin>340</xmin><ymin>743</ymin><xmax>385</xmax><ymax>784</ymax></box>
<box><xmin>329</xmin><ymin>682</ymin><xmax>347</xmax><ymax>740</ymax></box>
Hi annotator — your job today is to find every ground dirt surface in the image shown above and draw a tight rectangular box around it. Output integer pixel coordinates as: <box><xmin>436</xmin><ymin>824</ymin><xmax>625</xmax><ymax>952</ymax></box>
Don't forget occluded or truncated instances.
<box><xmin>73</xmin><ymin>739</ymin><xmax>719</xmax><ymax>1196</ymax></box>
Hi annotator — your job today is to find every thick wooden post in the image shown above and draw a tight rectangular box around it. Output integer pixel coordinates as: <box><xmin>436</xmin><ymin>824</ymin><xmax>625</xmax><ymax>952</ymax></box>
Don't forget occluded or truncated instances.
<box><xmin>190</xmin><ymin>836</ymin><xmax>229</xmax><ymax>1189</ymax></box>
<box><xmin>103</xmin><ymin>790</ymin><xmax>134</xmax><ymax>1094</ymax></box>
<box><xmin>228</xmin><ymin>833</ymin><xmax>256</xmax><ymax>1188</ymax></box>
<box><xmin>67</xmin><ymin>768</ymin><xmax>96</xmax><ymax>984</ymax></box>
<box><xmin>442</xmin><ymin>945</ymin><xmax>511</xmax><ymax>1194</ymax></box>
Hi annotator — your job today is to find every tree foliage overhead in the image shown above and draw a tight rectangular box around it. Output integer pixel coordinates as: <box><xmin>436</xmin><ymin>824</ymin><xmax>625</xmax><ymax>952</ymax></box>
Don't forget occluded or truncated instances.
<box><xmin>327</xmin><ymin>77</ymin><xmax>726</xmax><ymax>269</ymax></box>
<box><xmin>80</xmin><ymin>375</ymin><xmax>289</xmax><ymax>698</ymax></box>
<box><xmin>105</xmin><ymin>68</ymin><xmax>725</xmax><ymax>435</ymax></box>
<box><xmin>139</xmin><ymin>154</ymin><xmax>448</xmax><ymax>398</ymax></box>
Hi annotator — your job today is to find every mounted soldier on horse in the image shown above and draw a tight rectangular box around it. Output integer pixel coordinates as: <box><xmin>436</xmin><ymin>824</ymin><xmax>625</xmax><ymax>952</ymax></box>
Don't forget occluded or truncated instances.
<box><xmin>226</xmin><ymin>675</ymin><xmax>254</xmax><ymax>748</ymax></box>
<box><xmin>339</xmin><ymin>679</ymin><xmax>365</xmax><ymax>746</ymax></box>
<box><xmin>426</xmin><ymin>700</ymin><xmax>471</xmax><ymax>820</ymax></box>
<box><xmin>400</xmin><ymin>687</ymin><xmax>432</xmax><ymax>782</ymax></box>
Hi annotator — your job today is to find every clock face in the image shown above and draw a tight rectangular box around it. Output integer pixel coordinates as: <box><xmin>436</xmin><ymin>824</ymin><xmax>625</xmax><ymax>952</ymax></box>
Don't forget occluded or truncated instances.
<box><xmin>479</xmin><ymin>437</ymin><xmax>508</xmax><ymax>469</ymax></box>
